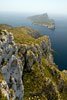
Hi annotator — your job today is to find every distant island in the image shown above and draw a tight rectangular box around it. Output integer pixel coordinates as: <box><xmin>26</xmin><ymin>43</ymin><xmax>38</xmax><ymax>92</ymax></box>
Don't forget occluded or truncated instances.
<box><xmin>29</xmin><ymin>13</ymin><xmax>55</xmax><ymax>29</ymax></box>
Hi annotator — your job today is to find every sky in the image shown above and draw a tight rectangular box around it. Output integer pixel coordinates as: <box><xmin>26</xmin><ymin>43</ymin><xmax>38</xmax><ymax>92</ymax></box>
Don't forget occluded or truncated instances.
<box><xmin>0</xmin><ymin>0</ymin><xmax>67</xmax><ymax>15</ymax></box>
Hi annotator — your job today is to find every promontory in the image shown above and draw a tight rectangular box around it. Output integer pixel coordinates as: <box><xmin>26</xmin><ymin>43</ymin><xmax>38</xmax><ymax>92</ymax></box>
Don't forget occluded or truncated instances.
<box><xmin>29</xmin><ymin>13</ymin><xmax>55</xmax><ymax>29</ymax></box>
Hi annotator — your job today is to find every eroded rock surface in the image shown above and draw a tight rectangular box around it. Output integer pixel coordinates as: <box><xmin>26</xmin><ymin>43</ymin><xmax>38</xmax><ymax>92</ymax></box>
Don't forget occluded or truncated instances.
<box><xmin>0</xmin><ymin>30</ymin><xmax>24</xmax><ymax>100</ymax></box>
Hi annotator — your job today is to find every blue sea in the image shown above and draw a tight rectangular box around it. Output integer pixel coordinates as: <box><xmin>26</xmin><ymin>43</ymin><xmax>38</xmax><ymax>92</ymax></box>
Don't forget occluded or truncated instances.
<box><xmin>0</xmin><ymin>12</ymin><xmax>67</xmax><ymax>70</ymax></box>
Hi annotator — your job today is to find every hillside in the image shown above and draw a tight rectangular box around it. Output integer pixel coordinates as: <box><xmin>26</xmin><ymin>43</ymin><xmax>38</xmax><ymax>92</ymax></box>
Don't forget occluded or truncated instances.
<box><xmin>0</xmin><ymin>24</ymin><xmax>43</xmax><ymax>43</ymax></box>
<box><xmin>0</xmin><ymin>24</ymin><xmax>67</xmax><ymax>100</ymax></box>
<box><xmin>29</xmin><ymin>13</ymin><xmax>55</xmax><ymax>29</ymax></box>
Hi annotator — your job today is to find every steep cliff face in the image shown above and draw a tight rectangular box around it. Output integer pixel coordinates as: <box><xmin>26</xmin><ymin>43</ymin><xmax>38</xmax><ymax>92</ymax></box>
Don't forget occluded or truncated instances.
<box><xmin>0</xmin><ymin>27</ymin><xmax>67</xmax><ymax>100</ymax></box>
<box><xmin>17</xmin><ymin>37</ymin><xmax>52</xmax><ymax>72</ymax></box>
<box><xmin>0</xmin><ymin>30</ymin><xmax>24</xmax><ymax>100</ymax></box>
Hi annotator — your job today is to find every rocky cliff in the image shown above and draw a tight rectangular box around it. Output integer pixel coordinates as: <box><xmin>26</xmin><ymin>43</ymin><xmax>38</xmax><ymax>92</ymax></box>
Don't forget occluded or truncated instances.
<box><xmin>0</xmin><ymin>30</ymin><xmax>24</xmax><ymax>100</ymax></box>
<box><xmin>0</xmin><ymin>26</ymin><xmax>67</xmax><ymax>100</ymax></box>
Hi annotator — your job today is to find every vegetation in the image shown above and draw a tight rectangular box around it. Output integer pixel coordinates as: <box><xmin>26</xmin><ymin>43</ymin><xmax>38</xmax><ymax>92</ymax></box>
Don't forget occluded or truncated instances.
<box><xmin>0</xmin><ymin>89</ymin><xmax>7</xmax><ymax>100</ymax></box>
<box><xmin>0</xmin><ymin>72</ymin><xmax>5</xmax><ymax>81</ymax></box>
<box><xmin>0</xmin><ymin>24</ymin><xmax>48</xmax><ymax>45</ymax></box>
<box><xmin>23</xmin><ymin>58</ymin><xmax>59</xmax><ymax>100</ymax></box>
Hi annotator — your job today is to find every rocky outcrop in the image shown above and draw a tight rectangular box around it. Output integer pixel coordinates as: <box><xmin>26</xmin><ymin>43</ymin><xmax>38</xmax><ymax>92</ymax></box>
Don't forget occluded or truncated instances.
<box><xmin>0</xmin><ymin>29</ymin><xmax>67</xmax><ymax>100</ymax></box>
<box><xmin>17</xmin><ymin>37</ymin><xmax>52</xmax><ymax>72</ymax></box>
<box><xmin>0</xmin><ymin>30</ymin><xmax>24</xmax><ymax>100</ymax></box>
<box><xmin>27</xmin><ymin>31</ymin><xmax>43</xmax><ymax>38</ymax></box>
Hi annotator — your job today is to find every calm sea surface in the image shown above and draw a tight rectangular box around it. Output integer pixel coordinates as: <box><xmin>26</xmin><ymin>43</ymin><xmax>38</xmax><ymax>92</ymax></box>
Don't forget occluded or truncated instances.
<box><xmin>0</xmin><ymin>12</ymin><xmax>67</xmax><ymax>70</ymax></box>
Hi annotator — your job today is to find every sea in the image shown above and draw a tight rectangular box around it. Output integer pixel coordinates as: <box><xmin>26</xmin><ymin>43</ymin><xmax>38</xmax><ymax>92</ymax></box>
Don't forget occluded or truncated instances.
<box><xmin>0</xmin><ymin>12</ymin><xmax>67</xmax><ymax>70</ymax></box>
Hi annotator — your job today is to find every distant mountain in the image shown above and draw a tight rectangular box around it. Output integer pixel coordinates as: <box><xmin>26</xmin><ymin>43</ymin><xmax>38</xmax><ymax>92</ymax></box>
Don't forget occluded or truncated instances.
<box><xmin>29</xmin><ymin>13</ymin><xmax>55</xmax><ymax>29</ymax></box>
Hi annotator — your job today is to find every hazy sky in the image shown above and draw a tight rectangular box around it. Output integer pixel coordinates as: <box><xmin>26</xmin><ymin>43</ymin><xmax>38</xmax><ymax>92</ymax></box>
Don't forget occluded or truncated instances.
<box><xmin>0</xmin><ymin>0</ymin><xmax>67</xmax><ymax>15</ymax></box>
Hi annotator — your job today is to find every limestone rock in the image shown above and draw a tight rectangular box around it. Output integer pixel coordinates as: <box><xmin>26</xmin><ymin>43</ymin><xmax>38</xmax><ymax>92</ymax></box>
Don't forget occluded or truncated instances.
<box><xmin>0</xmin><ymin>30</ymin><xmax>24</xmax><ymax>100</ymax></box>
<box><xmin>40</xmin><ymin>38</ymin><xmax>51</xmax><ymax>56</ymax></box>
<box><xmin>26</xmin><ymin>50</ymin><xmax>36</xmax><ymax>71</ymax></box>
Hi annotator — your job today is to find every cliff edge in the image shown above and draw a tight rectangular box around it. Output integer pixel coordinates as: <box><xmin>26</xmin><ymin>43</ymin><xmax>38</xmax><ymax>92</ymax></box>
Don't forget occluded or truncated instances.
<box><xmin>0</xmin><ymin>25</ymin><xmax>67</xmax><ymax>100</ymax></box>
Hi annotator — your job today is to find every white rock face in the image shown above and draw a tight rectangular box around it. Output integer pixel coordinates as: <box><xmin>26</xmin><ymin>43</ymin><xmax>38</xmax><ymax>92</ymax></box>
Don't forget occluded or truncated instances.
<box><xmin>0</xmin><ymin>30</ymin><xmax>24</xmax><ymax>100</ymax></box>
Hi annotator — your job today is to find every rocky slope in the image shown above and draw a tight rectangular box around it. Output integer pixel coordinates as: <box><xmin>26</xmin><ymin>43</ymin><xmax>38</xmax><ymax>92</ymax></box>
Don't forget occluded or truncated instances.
<box><xmin>0</xmin><ymin>25</ymin><xmax>67</xmax><ymax>100</ymax></box>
